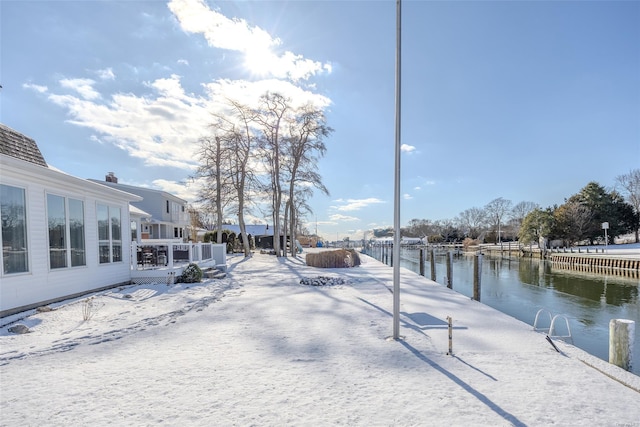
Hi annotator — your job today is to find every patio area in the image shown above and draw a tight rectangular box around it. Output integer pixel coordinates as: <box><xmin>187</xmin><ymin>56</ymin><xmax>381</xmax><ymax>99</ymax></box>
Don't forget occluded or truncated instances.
<box><xmin>130</xmin><ymin>241</ymin><xmax>226</xmax><ymax>284</ymax></box>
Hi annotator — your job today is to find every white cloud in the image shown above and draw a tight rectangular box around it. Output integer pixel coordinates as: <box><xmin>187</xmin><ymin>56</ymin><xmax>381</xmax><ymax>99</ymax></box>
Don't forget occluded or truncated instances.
<box><xmin>403</xmin><ymin>193</ymin><xmax>413</xmax><ymax>200</ymax></box>
<box><xmin>22</xmin><ymin>83</ymin><xmax>48</xmax><ymax>93</ymax></box>
<box><xmin>96</xmin><ymin>68</ymin><xmax>115</xmax><ymax>80</ymax></box>
<box><xmin>60</xmin><ymin>78</ymin><xmax>101</xmax><ymax>100</ymax></box>
<box><xmin>329</xmin><ymin>214</ymin><xmax>359</xmax><ymax>222</ymax></box>
<box><xmin>333</xmin><ymin>197</ymin><xmax>386</xmax><ymax>212</ymax></box>
<box><xmin>168</xmin><ymin>0</ymin><xmax>276</xmax><ymax>52</ymax></box>
<box><xmin>177</xmin><ymin>59</ymin><xmax>189</xmax><ymax>66</ymax></box>
<box><xmin>401</xmin><ymin>144</ymin><xmax>416</xmax><ymax>153</ymax></box>
<box><xmin>414</xmin><ymin>186</ymin><xmax>421</xmax><ymax>191</ymax></box>
<box><xmin>168</xmin><ymin>0</ymin><xmax>330</xmax><ymax>81</ymax></box>
<box><xmin>44</xmin><ymin>73</ymin><xmax>331</xmax><ymax>181</ymax></box>
<box><xmin>47</xmin><ymin>74</ymin><xmax>211</xmax><ymax>171</ymax></box>
<box><xmin>203</xmin><ymin>78</ymin><xmax>330</xmax><ymax>110</ymax></box>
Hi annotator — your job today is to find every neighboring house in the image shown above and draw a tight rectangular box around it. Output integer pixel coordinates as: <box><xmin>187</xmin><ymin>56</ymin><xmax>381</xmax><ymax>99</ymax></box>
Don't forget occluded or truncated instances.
<box><xmin>129</xmin><ymin>204</ymin><xmax>153</xmax><ymax>243</ymax></box>
<box><xmin>198</xmin><ymin>224</ymin><xmax>274</xmax><ymax>248</ymax></box>
<box><xmin>0</xmin><ymin>124</ymin><xmax>141</xmax><ymax>317</ymax></box>
<box><xmin>90</xmin><ymin>173</ymin><xmax>191</xmax><ymax>243</ymax></box>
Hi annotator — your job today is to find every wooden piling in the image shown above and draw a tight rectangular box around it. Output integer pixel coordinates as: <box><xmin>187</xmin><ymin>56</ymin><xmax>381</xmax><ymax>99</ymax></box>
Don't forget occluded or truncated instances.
<box><xmin>446</xmin><ymin>251</ymin><xmax>453</xmax><ymax>289</ymax></box>
<box><xmin>609</xmin><ymin>319</ymin><xmax>635</xmax><ymax>371</ymax></box>
<box><xmin>473</xmin><ymin>253</ymin><xmax>482</xmax><ymax>301</ymax></box>
<box><xmin>419</xmin><ymin>248</ymin><xmax>425</xmax><ymax>276</ymax></box>
<box><xmin>430</xmin><ymin>248</ymin><xmax>436</xmax><ymax>281</ymax></box>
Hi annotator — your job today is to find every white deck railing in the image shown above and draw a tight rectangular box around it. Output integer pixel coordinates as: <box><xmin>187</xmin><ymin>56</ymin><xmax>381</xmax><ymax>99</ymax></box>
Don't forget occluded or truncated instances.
<box><xmin>131</xmin><ymin>240</ymin><xmax>226</xmax><ymax>271</ymax></box>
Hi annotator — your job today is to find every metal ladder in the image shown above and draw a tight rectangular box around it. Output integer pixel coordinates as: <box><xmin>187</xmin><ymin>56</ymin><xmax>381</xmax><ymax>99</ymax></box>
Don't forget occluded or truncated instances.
<box><xmin>534</xmin><ymin>308</ymin><xmax>573</xmax><ymax>344</ymax></box>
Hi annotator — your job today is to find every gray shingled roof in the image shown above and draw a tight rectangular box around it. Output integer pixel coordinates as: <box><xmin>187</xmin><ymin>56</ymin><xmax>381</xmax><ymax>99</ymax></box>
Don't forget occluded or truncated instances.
<box><xmin>0</xmin><ymin>123</ymin><xmax>47</xmax><ymax>167</ymax></box>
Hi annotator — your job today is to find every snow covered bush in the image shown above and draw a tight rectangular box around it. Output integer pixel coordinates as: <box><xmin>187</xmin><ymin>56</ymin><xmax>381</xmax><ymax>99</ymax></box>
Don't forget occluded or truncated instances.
<box><xmin>179</xmin><ymin>263</ymin><xmax>203</xmax><ymax>283</ymax></box>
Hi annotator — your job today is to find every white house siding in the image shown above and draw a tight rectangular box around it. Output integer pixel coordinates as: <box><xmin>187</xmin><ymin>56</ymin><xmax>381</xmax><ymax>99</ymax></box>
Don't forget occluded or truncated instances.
<box><xmin>1</xmin><ymin>155</ymin><xmax>140</xmax><ymax>316</ymax></box>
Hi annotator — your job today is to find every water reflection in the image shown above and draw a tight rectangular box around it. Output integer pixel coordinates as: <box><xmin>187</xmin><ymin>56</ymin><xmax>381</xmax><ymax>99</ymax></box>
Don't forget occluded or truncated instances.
<box><xmin>393</xmin><ymin>249</ymin><xmax>639</xmax><ymax>375</ymax></box>
<box><xmin>517</xmin><ymin>258</ymin><xmax>639</xmax><ymax>306</ymax></box>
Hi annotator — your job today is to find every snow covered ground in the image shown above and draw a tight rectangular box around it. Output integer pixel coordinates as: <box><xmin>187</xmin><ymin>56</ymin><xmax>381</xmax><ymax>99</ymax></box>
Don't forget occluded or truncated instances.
<box><xmin>1</xmin><ymin>252</ymin><xmax>639</xmax><ymax>426</ymax></box>
<box><xmin>574</xmin><ymin>242</ymin><xmax>640</xmax><ymax>258</ymax></box>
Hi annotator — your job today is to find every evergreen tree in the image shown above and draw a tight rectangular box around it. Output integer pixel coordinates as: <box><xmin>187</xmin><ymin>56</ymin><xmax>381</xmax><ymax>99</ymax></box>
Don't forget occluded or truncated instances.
<box><xmin>567</xmin><ymin>182</ymin><xmax>636</xmax><ymax>244</ymax></box>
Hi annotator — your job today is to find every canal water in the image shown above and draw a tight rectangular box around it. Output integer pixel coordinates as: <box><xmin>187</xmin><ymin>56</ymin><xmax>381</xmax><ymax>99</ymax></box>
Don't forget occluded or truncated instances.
<box><xmin>366</xmin><ymin>247</ymin><xmax>639</xmax><ymax>375</ymax></box>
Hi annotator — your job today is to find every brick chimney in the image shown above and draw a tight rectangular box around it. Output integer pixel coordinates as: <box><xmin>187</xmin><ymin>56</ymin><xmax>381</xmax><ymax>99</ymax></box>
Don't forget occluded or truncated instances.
<box><xmin>105</xmin><ymin>172</ymin><xmax>118</xmax><ymax>183</ymax></box>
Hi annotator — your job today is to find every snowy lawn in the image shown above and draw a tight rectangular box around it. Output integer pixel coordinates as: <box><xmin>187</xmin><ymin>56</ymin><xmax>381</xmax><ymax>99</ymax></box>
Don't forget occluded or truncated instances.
<box><xmin>1</xmin><ymin>252</ymin><xmax>639</xmax><ymax>426</ymax></box>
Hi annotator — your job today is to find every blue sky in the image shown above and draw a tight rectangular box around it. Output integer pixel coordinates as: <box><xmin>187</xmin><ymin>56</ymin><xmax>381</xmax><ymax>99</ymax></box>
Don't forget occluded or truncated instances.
<box><xmin>2</xmin><ymin>0</ymin><xmax>639</xmax><ymax>240</ymax></box>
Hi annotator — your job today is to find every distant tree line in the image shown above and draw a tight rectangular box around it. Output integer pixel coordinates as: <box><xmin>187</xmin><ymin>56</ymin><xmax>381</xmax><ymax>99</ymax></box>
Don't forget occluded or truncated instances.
<box><xmin>191</xmin><ymin>92</ymin><xmax>332</xmax><ymax>258</ymax></box>
<box><xmin>376</xmin><ymin>169</ymin><xmax>639</xmax><ymax>246</ymax></box>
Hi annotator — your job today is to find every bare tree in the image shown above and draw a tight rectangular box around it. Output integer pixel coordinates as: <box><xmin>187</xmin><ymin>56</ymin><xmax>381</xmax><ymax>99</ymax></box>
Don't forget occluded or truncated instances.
<box><xmin>404</xmin><ymin>218</ymin><xmax>433</xmax><ymax>238</ymax></box>
<box><xmin>457</xmin><ymin>207</ymin><xmax>486</xmax><ymax>238</ymax></box>
<box><xmin>195</xmin><ymin>98</ymin><xmax>259</xmax><ymax>257</ymax></box>
<box><xmin>225</xmin><ymin>99</ymin><xmax>260</xmax><ymax>257</ymax></box>
<box><xmin>205</xmin><ymin>99</ymin><xmax>259</xmax><ymax>257</ymax></box>
<box><xmin>255</xmin><ymin>92</ymin><xmax>289</xmax><ymax>256</ymax></box>
<box><xmin>195</xmin><ymin>92</ymin><xmax>332</xmax><ymax>257</ymax></box>
<box><xmin>194</xmin><ymin>133</ymin><xmax>233</xmax><ymax>244</ymax></box>
<box><xmin>484</xmin><ymin>197</ymin><xmax>512</xmax><ymax>243</ymax></box>
<box><xmin>282</xmin><ymin>103</ymin><xmax>332</xmax><ymax>257</ymax></box>
<box><xmin>615</xmin><ymin>168</ymin><xmax>640</xmax><ymax>242</ymax></box>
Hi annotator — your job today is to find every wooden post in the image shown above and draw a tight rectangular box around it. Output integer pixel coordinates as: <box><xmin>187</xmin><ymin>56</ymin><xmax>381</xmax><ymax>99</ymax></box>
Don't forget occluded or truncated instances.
<box><xmin>446</xmin><ymin>251</ymin><xmax>453</xmax><ymax>289</ymax></box>
<box><xmin>473</xmin><ymin>253</ymin><xmax>482</xmax><ymax>301</ymax></box>
<box><xmin>609</xmin><ymin>319</ymin><xmax>635</xmax><ymax>371</ymax></box>
<box><xmin>419</xmin><ymin>248</ymin><xmax>425</xmax><ymax>276</ymax></box>
<box><xmin>446</xmin><ymin>316</ymin><xmax>453</xmax><ymax>355</ymax></box>
<box><xmin>430</xmin><ymin>248</ymin><xmax>436</xmax><ymax>281</ymax></box>
<box><xmin>390</xmin><ymin>243</ymin><xmax>393</xmax><ymax>267</ymax></box>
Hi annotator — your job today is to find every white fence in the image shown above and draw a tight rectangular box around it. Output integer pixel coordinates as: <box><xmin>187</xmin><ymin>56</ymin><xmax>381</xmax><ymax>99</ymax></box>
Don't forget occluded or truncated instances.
<box><xmin>130</xmin><ymin>241</ymin><xmax>226</xmax><ymax>284</ymax></box>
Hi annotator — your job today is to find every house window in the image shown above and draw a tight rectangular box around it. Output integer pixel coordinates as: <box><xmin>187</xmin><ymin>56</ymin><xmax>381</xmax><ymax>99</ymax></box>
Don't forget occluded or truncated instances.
<box><xmin>131</xmin><ymin>220</ymin><xmax>137</xmax><ymax>242</ymax></box>
<box><xmin>1</xmin><ymin>184</ymin><xmax>29</xmax><ymax>274</ymax></box>
<box><xmin>111</xmin><ymin>207</ymin><xmax>122</xmax><ymax>262</ymax></box>
<box><xmin>97</xmin><ymin>203</ymin><xmax>122</xmax><ymax>263</ymax></box>
<box><xmin>69</xmin><ymin>199</ymin><xmax>86</xmax><ymax>267</ymax></box>
<box><xmin>47</xmin><ymin>195</ymin><xmax>86</xmax><ymax>269</ymax></box>
<box><xmin>47</xmin><ymin>194</ymin><xmax>67</xmax><ymax>268</ymax></box>
<box><xmin>166</xmin><ymin>200</ymin><xmax>170</xmax><ymax>213</ymax></box>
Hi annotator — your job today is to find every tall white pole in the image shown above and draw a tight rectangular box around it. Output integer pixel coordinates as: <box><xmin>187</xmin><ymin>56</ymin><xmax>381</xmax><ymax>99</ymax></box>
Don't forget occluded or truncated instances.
<box><xmin>392</xmin><ymin>0</ymin><xmax>402</xmax><ymax>340</ymax></box>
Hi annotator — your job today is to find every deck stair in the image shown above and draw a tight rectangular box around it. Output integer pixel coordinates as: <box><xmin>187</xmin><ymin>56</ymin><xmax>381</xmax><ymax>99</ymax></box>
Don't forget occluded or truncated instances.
<box><xmin>202</xmin><ymin>267</ymin><xmax>227</xmax><ymax>280</ymax></box>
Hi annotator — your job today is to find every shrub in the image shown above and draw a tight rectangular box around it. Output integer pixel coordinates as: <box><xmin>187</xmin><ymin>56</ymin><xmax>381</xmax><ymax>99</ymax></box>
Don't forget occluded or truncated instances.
<box><xmin>82</xmin><ymin>297</ymin><xmax>95</xmax><ymax>321</ymax></box>
<box><xmin>306</xmin><ymin>249</ymin><xmax>361</xmax><ymax>268</ymax></box>
<box><xmin>429</xmin><ymin>234</ymin><xmax>444</xmax><ymax>243</ymax></box>
<box><xmin>179</xmin><ymin>263</ymin><xmax>203</xmax><ymax>283</ymax></box>
<box><xmin>462</xmin><ymin>237</ymin><xmax>479</xmax><ymax>250</ymax></box>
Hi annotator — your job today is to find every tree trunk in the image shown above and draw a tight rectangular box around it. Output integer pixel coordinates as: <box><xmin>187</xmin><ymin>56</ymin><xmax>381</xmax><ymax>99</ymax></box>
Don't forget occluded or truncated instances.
<box><xmin>288</xmin><ymin>194</ymin><xmax>296</xmax><ymax>258</ymax></box>
<box><xmin>237</xmin><ymin>185</ymin><xmax>251</xmax><ymax>257</ymax></box>
<box><xmin>283</xmin><ymin>199</ymin><xmax>289</xmax><ymax>258</ymax></box>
